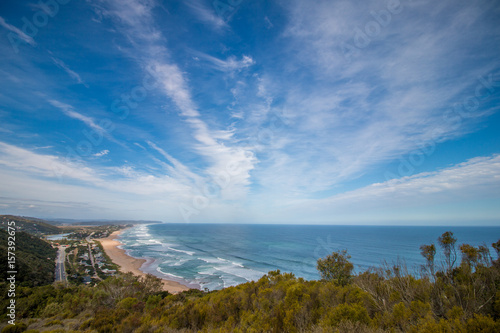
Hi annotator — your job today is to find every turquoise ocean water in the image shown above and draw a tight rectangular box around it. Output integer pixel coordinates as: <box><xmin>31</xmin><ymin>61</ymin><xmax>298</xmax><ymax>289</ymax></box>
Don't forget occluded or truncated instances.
<box><xmin>117</xmin><ymin>224</ymin><xmax>500</xmax><ymax>290</ymax></box>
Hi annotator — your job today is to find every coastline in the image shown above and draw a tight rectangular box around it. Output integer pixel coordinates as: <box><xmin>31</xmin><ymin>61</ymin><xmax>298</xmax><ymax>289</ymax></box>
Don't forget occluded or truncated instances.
<box><xmin>98</xmin><ymin>227</ymin><xmax>190</xmax><ymax>294</ymax></box>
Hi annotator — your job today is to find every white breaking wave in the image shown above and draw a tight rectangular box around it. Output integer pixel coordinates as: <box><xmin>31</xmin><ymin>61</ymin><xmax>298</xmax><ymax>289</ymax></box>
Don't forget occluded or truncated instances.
<box><xmin>157</xmin><ymin>267</ymin><xmax>183</xmax><ymax>280</ymax></box>
<box><xmin>198</xmin><ymin>257</ymin><xmax>220</xmax><ymax>264</ymax></box>
<box><xmin>167</xmin><ymin>247</ymin><xmax>195</xmax><ymax>256</ymax></box>
<box><xmin>213</xmin><ymin>265</ymin><xmax>265</xmax><ymax>282</ymax></box>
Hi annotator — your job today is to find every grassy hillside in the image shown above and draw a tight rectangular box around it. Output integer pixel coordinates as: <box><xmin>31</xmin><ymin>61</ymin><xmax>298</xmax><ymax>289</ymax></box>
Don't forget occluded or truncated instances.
<box><xmin>1</xmin><ymin>232</ymin><xmax>499</xmax><ymax>332</ymax></box>
<box><xmin>0</xmin><ymin>215</ymin><xmax>61</xmax><ymax>235</ymax></box>
<box><xmin>0</xmin><ymin>228</ymin><xmax>57</xmax><ymax>288</ymax></box>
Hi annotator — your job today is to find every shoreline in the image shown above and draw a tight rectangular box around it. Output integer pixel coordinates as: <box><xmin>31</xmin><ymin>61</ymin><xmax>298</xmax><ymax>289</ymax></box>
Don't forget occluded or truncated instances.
<box><xmin>97</xmin><ymin>227</ymin><xmax>190</xmax><ymax>294</ymax></box>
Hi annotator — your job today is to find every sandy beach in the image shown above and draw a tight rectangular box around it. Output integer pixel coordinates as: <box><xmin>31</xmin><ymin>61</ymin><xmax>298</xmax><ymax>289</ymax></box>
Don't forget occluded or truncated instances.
<box><xmin>98</xmin><ymin>229</ymin><xmax>190</xmax><ymax>294</ymax></box>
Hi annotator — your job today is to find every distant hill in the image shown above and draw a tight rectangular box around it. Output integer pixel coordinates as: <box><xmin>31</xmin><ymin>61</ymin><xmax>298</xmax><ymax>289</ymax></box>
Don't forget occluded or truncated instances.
<box><xmin>0</xmin><ymin>228</ymin><xmax>57</xmax><ymax>287</ymax></box>
<box><xmin>0</xmin><ymin>215</ymin><xmax>162</xmax><ymax>231</ymax></box>
<box><xmin>0</xmin><ymin>215</ymin><xmax>61</xmax><ymax>235</ymax></box>
<box><xmin>48</xmin><ymin>218</ymin><xmax>163</xmax><ymax>226</ymax></box>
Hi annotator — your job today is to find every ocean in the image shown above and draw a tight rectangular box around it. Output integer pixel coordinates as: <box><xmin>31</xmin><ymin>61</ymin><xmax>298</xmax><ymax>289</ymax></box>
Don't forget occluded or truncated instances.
<box><xmin>117</xmin><ymin>224</ymin><xmax>500</xmax><ymax>291</ymax></box>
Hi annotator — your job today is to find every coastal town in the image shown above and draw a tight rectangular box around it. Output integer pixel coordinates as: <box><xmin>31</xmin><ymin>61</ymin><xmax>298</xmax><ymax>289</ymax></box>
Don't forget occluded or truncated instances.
<box><xmin>0</xmin><ymin>215</ymin><xmax>189</xmax><ymax>294</ymax></box>
<box><xmin>0</xmin><ymin>215</ymin><xmax>128</xmax><ymax>286</ymax></box>
<box><xmin>50</xmin><ymin>225</ymin><xmax>126</xmax><ymax>286</ymax></box>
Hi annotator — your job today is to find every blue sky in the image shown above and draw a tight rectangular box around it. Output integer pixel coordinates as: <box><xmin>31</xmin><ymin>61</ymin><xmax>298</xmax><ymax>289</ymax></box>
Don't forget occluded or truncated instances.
<box><xmin>0</xmin><ymin>0</ymin><xmax>499</xmax><ymax>225</ymax></box>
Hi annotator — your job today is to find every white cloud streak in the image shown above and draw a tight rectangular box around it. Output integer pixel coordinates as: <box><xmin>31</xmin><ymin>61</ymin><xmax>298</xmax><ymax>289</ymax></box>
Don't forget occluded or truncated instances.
<box><xmin>0</xmin><ymin>141</ymin><xmax>101</xmax><ymax>184</ymax></box>
<box><xmin>264</xmin><ymin>154</ymin><xmax>500</xmax><ymax>223</ymax></box>
<box><xmin>101</xmin><ymin>0</ymin><xmax>258</xmax><ymax>201</ymax></box>
<box><xmin>51</xmin><ymin>57</ymin><xmax>87</xmax><ymax>86</ymax></box>
<box><xmin>192</xmin><ymin>52</ymin><xmax>255</xmax><ymax>72</ymax></box>
<box><xmin>184</xmin><ymin>0</ymin><xmax>228</xmax><ymax>30</ymax></box>
<box><xmin>93</xmin><ymin>150</ymin><xmax>109</xmax><ymax>157</ymax></box>
<box><xmin>0</xmin><ymin>16</ymin><xmax>36</xmax><ymax>46</ymax></box>
<box><xmin>48</xmin><ymin>99</ymin><xmax>105</xmax><ymax>133</ymax></box>
<box><xmin>328</xmin><ymin>154</ymin><xmax>500</xmax><ymax>206</ymax></box>
<box><xmin>146</xmin><ymin>140</ymin><xmax>202</xmax><ymax>185</ymax></box>
<box><xmin>248</xmin><ymin>0</ymin><xmax>500</xmax><ymax>197</ymax></box>
<box><xmin>0</xmin><ymin>141</ymin><xmax>192</xmax><ymax>198</ymax></box>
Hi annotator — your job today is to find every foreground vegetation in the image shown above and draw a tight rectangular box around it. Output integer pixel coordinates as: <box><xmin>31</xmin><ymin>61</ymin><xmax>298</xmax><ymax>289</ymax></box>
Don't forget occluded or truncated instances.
<box><xmin>1</xmin><ymin>232</ymin><xmax>500</xmax><ymax>332</ymax></box>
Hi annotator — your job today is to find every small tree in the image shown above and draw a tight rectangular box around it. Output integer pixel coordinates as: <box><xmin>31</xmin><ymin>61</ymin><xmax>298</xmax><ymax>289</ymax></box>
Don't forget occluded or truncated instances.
<box><xmin>492</xmin><ymin>240</ymin><xmax>500</xmax><ymax>258</ymax></box>
<box><xmin>317</xmin><ymin>249</ymin><xmax>354</xmax><ymax>286</ymax></box>
<box><xmin>438</xmin><ymin>231</ymin><xmax>457</xmax><ymax>272</ymax></box>
<box><xmin>420</xmin><ymin>243</ymin><xmax>436</xmax><ymax>277</ymax></box>
<box><xmin>477</xmin><ymin>245</ymin><xmax>492</xmax><ymax>267</ymax></box>
<box><xmin>459</xmin><ymin>244</ymin><xmax>479</xmax><ymax>269</ymax></box>
<box><xmin>140</xmin><ymin>273</ymin><xmax>164</xmax><ymax>295</ymax></box>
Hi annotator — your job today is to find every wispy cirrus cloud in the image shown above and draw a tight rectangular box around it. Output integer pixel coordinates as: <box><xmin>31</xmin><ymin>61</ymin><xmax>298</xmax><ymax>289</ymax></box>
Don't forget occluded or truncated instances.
<box><xmin>1</xmin><ymin>141</ymin><xmax>498</xmax><ymax>223</ymax></box>
<box><xmin>100</xmin><ymin>0</ymin><xmax>257</xmax><ymax>201</ymax></box>
<box><xmin>0</xmin><ymin>167</ymin><xmax>190</xmax><ymax>220</ymax></box>
<box><xmin>146</xmin><ymin>140</ymin><xmax>202</xmax><ymax>185</ymax></box>
<box><xmin>47</xmin><ymin>99</ymin><xmax>128</xmax><ymax>149</ymax></box>
<box><xmin>0</xmin><ymin>141</ymin><xmax>192</xmax><ymax>197</ymax></box>
<box><xmin>0</xmin><ymin>16</ymin><xmax>36</xmax><ymax>46</ymax></box>
<box><xmin>0</xmin><ymin>0</ymin><xmax>498</xmax><ymax>223</ymax></box>
<box><xmin>51</xmin><ymin>56</ymin><xmax>87</xmax><ymax>87</ymax></box>
<box><xmin>330</xmin><ymin>154</ymin><xmax>500</xmax><ymax>206</ymax></box>
<box><xmin>48</xmin><ymin>99</ymin><xmax>105</xmax><ymax>133</ymax></box>
<box><xmin>191</xmin><ymin>51</ymin><xmax>255</xmax><ymax>73</ymax></box>
<box><xmin>96</xmin><ymin>0</ymin><xmax>161</xmax><ymax>44</ymax></box>
<box><xmin>247</xmin><ymin>0</ymin><xmax>500</xmax><ymax>197</ymax></box>
<box><xmin>0</xmin><ymin>141</ymin><xmax>101</xmax><ymax>184</ymax></box>
<box><xmin>184</xmin><ymin>0</ymin><xmax>228</xmax><ymax>30</ymax></box>
<box><xmin>152</xmin><ymin>61</ymin><xmax>257</xmax><ymax>199</ymax></box>
<box><xmin>266</xmin><ymin>154</ymin><xmax>500</xmax><ymax>223</ymax></box>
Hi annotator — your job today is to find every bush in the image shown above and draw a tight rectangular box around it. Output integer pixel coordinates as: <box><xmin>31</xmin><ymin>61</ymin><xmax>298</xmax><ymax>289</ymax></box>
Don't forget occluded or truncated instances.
<box><xmin>1</xmin><ymin>323</ymin><xmax>27</xmax><ymax>333</ymax></box>
<box><xmin>317</xmin><ymin>250</ymin><xmax>354</xmax><ymax>286</ymax></box>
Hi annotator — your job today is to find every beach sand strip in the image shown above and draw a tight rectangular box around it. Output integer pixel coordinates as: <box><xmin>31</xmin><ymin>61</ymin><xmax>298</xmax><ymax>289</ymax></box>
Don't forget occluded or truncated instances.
<box><xmin>98</xmin><ymin>229</ymin><xmax>190</xmax><ymax>294</ymax></box>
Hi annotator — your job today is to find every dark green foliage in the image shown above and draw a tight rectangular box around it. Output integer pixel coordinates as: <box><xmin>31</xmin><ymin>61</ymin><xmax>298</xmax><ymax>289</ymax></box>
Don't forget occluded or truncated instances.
<box><xmin>0</xmin><ymin>229</ymin><xmax>57</xmax><ymax>287</ymax></box>
<box><xmin>1</xmin><ymin>323</ymin><xmax>27</xmax><ymax>333</ymax></box>
<box><xmin>0</xmin><ymin>215</ymin><xmax>61</xmax><ymax>235</ymax></box>
<box><xmin>420</xmin><ymin>243</ymin><xmax>436</xmax><ymax>276</ymax></box>
<box><xmin>438</xmin><ymin>231</ymin><xmax>458</xmax><ymax>272</ymax></box>
<box><xmin>493</xmin><ymin>240</ymin><xmax>500</xmax><ymax>256</ymax></box>
<box><xmin>316</xmin><ymin>249</ymin><xmax>354</xmax><ymax>286</ymax></box>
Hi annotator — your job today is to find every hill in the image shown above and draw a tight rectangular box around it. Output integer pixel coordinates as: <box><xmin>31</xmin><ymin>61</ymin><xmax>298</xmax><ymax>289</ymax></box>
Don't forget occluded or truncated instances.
<box><xmin>0</xmin><ymin>228</ymin><xmax>57</xmax><ymax>287</ymax></box>
<box><xmin>0</xmin><ymin>215</ymin><xmax>61</xmax><ymax>235</ymax></box>
<box><xmin>49</xmin><ymin>218</ymin><xmax>163</xmax><ymax>226</ymax></box>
